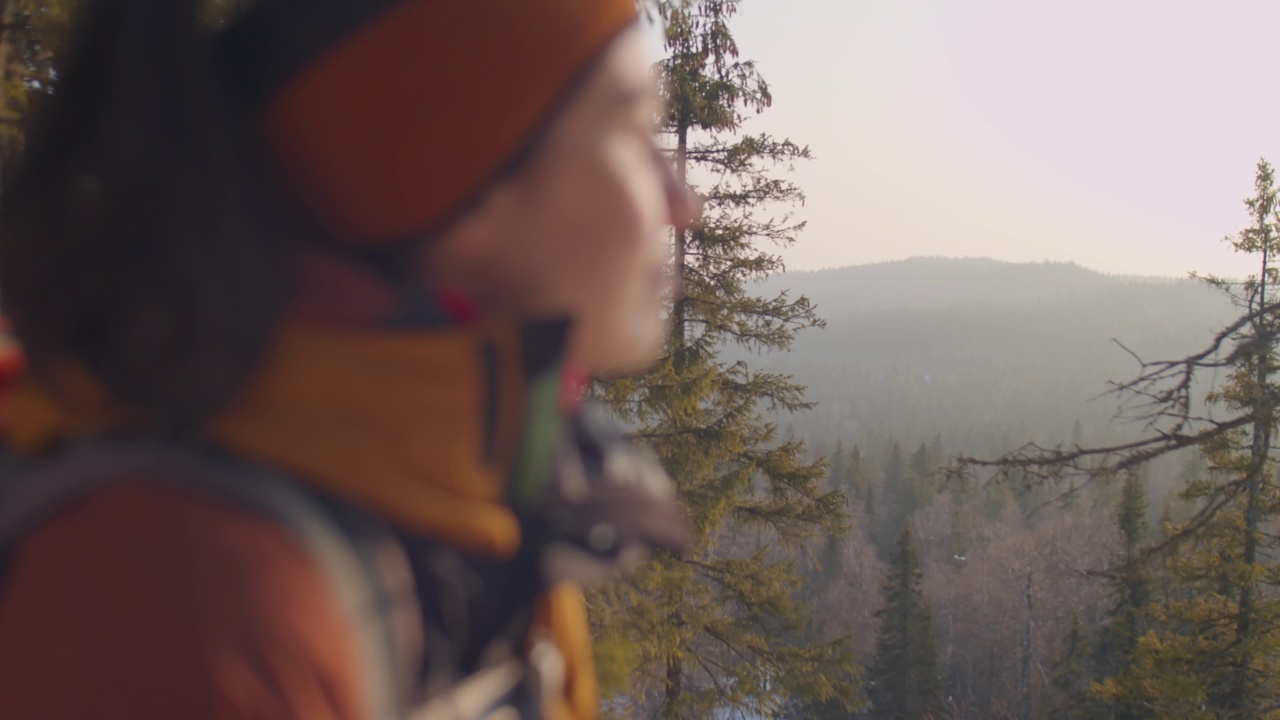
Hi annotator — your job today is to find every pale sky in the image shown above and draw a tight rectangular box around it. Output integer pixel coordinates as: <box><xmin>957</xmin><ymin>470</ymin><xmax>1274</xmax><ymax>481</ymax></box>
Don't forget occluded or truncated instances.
<box><xmin>647</xmin><ymin>1</ymin><xmax>1280</xmax><ymax>278</ymax></box>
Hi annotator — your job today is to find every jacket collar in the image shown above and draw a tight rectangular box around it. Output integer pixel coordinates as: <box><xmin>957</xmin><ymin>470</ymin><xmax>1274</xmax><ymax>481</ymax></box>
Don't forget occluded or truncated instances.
<box><xmin>8</xmin><ymin>315</ymin><xmax>577</xmax><ymax>560</ymax></box>
<box><xmin>211</xmin><ymin>319</ymin><xmax>566</xmax><ymax>558</ymax></box>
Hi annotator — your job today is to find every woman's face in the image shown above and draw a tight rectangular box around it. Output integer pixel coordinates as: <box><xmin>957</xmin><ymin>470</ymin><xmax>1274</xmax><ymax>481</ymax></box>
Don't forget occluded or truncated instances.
<box><xmin>426</xmin><ymin>27</ymin><xmax>697</xmax><ymax>376</ymax></box>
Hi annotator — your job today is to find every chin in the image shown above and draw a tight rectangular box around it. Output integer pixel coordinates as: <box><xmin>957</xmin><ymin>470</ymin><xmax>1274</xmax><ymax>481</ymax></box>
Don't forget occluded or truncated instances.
<box><xmin>577</xmin><ymin>321</ymin><xmax>668</xmax><ymax>378</ymax></box>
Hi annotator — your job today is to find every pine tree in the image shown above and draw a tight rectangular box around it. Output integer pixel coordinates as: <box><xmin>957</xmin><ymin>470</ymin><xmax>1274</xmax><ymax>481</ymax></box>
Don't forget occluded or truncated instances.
<box><xmin>593</xmin><ymin>1</ymin><xmax>858</xmax><ymax>716</ymax></box>
<box><xmin>928</xmin><ymin>433</ymin><xmax>946</xmax><ymax>472</ymax></box>
<box><xmin>805</xmin><ymin>442</ymin><xmax>875</xmax><ymax>603</ymax></box>
<box><xmin>846</xmin><ymin>444</ymin><xmax>873</xmax><ymax>509</ymax></box>
<box><xmin>1147</xmin><ymin>160</ymin><xmax>1280</xmax><ymax>719</ymax></box>
<box><xmin>828</xmin><ymin>439</ymin><xmax>846</xmax><ymax>491</ymax></box>
<box><xmin>959</xmin><ymin>161</ymin><xmax>1280</xmax><ymax>719</ymax></box>
<box><xmin>1092</xmin><ymin>510</ymin><xmax>1280</xmax><ymax>719</ymax></box>
<box><xmin>909</xmin><ymin>441</ymin><xmax>935</xmax><ymax>514</ymax></box>
<box><xmin>1198</xmin><ymin>162</ymin><xmax>1280</xmax><ymax>717</ymax></box>
<box><xmin>1091</xmin><ymin>470</ymin><xmax>1156</xmax><ymax>720</ymax></box>
<box><xmin>1048</xmin><ymin>613</ymin><xmax>1099</xmax><ymax>720</ymax></box>
<box><xmin>877</xmin><ymin>442</ymin><xmax>911</xmax><ymax>552</ymax></box>
<box><xmin>1059</xmin><ymin>160</ymin><xmax>1280</xmax><ymax>719</ymax></box>
<box><xmin>868</xmin><ymin>527</ymin><xmax>941</xmax><ymax>720</ymax></box>
<box><xmin>828</xmin><ymin>442</ymin><xmax>873</xmax><ymax>509</ymax></box>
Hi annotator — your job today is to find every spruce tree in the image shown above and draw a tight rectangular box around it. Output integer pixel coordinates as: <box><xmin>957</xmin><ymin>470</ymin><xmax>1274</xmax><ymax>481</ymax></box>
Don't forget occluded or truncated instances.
<box><xmin>593</xmin><ymin>1</ymin><xmax>857</xmax><ymax>716</ymax></box>
<box><xmin>909</xmin><ymin>441</ymin><xmax>935</xmax><ymax>514</ymax></box>
<box><xmin>845</xmin><ymin>444</ymin><xmax>873</xmax><ymax>508</ymax></box>
<box><xmin>878</xmin><ymin>442</ymin><xmax>910</xmax><ymax>552</ymax></box>
<box><xmin>1091</xmin><ymin>471</ymin><xmax>1155</xmax><ymax>720</ymax></box>
<box><xmin>1048</xmin><ymin>613</ymin><xmax>1099</xmax><ymax>720</ymax></box>
<box><xmin>1114</xmin><ymin>160</ymin><xmax>1280</xmax><ymax>719</ymax></box>
<box><xmin>867</xmin><ymin>527</ymin><xmax>941</xmax><ymax>720</ymax></box>
<box><xmin>828</xmin><ymin>439</ymin><xmax>846</xmax><ymax>491</ymax></box>
<box><xmin>972</xmin><ymin>160</ymin><xmax>1280</xmax><ymax>719</ymax></box>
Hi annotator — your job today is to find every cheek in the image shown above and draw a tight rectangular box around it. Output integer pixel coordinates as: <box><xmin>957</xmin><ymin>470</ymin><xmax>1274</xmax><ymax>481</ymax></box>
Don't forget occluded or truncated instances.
<box><xmin>518</xmin><ymin>150</ymin><xmax>663</xmax><ymax>302</ymax></box>
<box><xmin>561</xmin><ymin>148</ymin><xmax>673</xmax><ymax>373</ymax></box>
<box><xmin>565</xmin><ymin>144</ymin><xmax>668</xmax><ymax>285</ymax></box>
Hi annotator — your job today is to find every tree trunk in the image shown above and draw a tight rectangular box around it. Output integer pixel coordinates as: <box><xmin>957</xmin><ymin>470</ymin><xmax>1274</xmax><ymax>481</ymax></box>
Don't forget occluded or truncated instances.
<box><xmin>1229</xmin><ymin>241</ymin><xmax>1273</xmax><ymax>717</ymax></box>
<box><xmin>671</xmin><ymin>120</ymin><xmax>689</xmax><ymax>354</ymax></box>
<box><xmin>661</xmin><ymin>654</ymin><xmax>683</xmax><ymax>720</ymax></box>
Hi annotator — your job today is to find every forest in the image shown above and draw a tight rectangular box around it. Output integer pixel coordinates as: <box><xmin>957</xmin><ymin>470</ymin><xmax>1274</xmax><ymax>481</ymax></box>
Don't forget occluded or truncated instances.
<box><xmin>4</xmin><ymin>1</ymin><xmax>1280</xmax><ymax>719</ymax></box>
<box><xmin>743</xmin><ymin>256</ymin><xmax>1264</xmax><ymax>719</ymax></box>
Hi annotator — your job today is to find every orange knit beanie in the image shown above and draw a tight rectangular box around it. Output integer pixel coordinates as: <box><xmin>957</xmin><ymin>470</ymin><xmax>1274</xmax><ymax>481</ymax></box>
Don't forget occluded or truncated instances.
<box><xmin>227</xmin><ymin>0</ymin><xmax>639</xmax><ymax>243</ymax></box>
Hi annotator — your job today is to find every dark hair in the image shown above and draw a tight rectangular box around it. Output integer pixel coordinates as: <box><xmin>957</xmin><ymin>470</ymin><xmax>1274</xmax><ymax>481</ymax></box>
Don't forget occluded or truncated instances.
<box><xmin>0</xmin><ymin>0</ymin><xmax>304</xmax><ymax>430</ymax></box>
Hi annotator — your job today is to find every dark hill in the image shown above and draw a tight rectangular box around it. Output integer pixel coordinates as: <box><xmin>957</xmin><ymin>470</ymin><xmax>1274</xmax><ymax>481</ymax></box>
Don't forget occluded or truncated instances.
<box><xmin>744</xmin><ymin>258</ymin><xmax>1235</xmax><ymax>457</ymax></box>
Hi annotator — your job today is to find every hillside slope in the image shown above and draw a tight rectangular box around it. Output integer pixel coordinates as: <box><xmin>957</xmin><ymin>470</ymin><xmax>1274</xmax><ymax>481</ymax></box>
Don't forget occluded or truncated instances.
<box><xmin>745</xmin><ymin>258</ymin><xmax>1234</xmax><ymax>455</ymax></box>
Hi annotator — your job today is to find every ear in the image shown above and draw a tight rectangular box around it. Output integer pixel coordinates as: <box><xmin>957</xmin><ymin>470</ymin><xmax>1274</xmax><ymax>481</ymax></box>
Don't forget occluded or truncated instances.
<box><xmin>423</xmin><ymin>197</ymin><xmax>492</xmax><ymax>273</ymax></box>
<box><xmin>419</xmin><ymin>181</ymin><xmax>519</xmax><ymax>290</ymax></box>
<box><xmin>436</xmin><ymin>213</ymin><xmax>492</xmax><ymax>265</ymax></box>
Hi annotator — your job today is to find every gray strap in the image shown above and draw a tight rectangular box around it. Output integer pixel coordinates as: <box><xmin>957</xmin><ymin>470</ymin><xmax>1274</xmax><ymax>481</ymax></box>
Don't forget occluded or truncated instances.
<box><xmin>0</xmin><ymin>441</ymin><xmax>422</xmax><ymax>720</ymax></box>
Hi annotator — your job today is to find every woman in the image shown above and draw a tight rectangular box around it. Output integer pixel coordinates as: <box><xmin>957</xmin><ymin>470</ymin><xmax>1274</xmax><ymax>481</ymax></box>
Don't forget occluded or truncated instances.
<box><xmin>0</xmin><ymin>0</ymin><xmax>696</xmax><ymax>718</ymax></box>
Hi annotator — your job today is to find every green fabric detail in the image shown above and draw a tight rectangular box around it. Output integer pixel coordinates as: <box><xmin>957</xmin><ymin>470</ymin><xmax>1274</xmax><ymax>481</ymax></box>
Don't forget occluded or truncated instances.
<box><xmin>506</xmin><ymin>366</ymin><xmax>566</xmax><ymax>510</ymax></box>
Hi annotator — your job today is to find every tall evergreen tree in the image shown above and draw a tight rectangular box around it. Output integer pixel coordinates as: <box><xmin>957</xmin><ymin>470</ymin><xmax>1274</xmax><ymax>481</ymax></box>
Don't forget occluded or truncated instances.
<box><xmin>877</xmin><ymin>442</ymin><xmax>911</xmax><ymax>552</ymax></box>
<box><xmin>845</xmin><ymin>444</ymin><xmax>873</xmax><ymax>508</ymax></box>
<box><xmin>1105</xmin><ymin>160</ymin><xmax>1280</xmax><ymax>719</ymax></box>
<box><xmin>1091</xmin><ymin>471</ymin><xmax>1156</xmax><ymax>720</ymax></box>
<box><xmin>1200</xmin><ymin>160</ymin><xmax>1280</xmax><ymax>717</ymax></box>
<box><xmin>593</xmin><ymin>1</ymin><xmax>857</xmax><ymax>716</ymax></box>
<box><xmin>928</xmin><ymin>433</ymin><xmax>946</xmax><ymax>472</ymax></box>
<box><xmin>868</xmin><ymin>527</ymin><xmax>941</xmax><ymax>720</ymax></box>
<box><xmin>1048</xmin><ymin>613</ymin><xmax>1099</xmax><ymax>720</ymax></box>
<box><xmin>828</xmin><ymin>439</ymin><xmax>846</xmax><ymax>490</ymax></box>
<box><xmin>972</xmin><ymin>160</ymin><xmax>1280</xmax><ymax>719</ymax></box>
<box><xmin>908</xmin><ymin>441</ymin><xmax>935</xmax><ymax>516</ymax></box>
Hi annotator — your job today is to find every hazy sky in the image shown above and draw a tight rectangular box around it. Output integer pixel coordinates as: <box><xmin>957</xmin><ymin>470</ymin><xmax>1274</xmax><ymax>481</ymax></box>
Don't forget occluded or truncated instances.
<box><xmin>647</xmin><ymin>1</ymin><xmax>1280</xmax><ymax>278</ymax></box>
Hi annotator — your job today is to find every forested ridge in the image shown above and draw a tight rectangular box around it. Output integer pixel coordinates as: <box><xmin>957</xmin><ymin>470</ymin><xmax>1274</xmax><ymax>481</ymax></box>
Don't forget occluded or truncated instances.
<box><xmin>747</xmin><ymin>257</ymin><xmax>1242</xmax><ymax>718</ymax></box>
<box><xmin>759</xmin><ymin>258</ymin><xmax>1233</xmax><ymax>459</ymax></box>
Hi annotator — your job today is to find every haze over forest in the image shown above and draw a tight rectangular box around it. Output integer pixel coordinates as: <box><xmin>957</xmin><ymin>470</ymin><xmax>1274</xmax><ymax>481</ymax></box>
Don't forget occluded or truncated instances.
<box><xmin>756</xmin><ymin>257</ymin><xmax>1232</xmax><ymax>454</ymax></box>
<box><xmin>740</xmin><ymin>256</ymin><xmax>1264</xmax><ymax>718</ymax></box>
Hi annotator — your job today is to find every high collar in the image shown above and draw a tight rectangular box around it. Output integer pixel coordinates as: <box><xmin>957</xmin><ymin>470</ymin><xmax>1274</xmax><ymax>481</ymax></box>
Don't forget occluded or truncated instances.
<box><xmin>212</xmin><ymin>320</ymin><xmax>556</xmax><ymax>558</ymax></box>
<box><xmin>8</xmin><ymin>318</ymin><xmax>577</xmax><ymax>560</ymax></box>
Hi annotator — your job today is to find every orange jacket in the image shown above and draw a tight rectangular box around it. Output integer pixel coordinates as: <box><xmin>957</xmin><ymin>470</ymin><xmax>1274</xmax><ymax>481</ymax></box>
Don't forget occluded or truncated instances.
<box><xmin>0</xmin><ymin>483</ymin><xmax>367</xmax><ymax>719</ymax></box>
<box><xmin>0</xmin><ymin>322</ymin><xmax>616</xmax><ymax>720</ymax></box>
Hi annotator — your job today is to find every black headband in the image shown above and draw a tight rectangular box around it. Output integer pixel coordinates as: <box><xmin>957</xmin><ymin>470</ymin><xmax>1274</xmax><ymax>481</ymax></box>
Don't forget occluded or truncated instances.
<box><xmin>211</xmin><ymin>0</ymin><xmax>406</xmax><ymax>108</ymax></box>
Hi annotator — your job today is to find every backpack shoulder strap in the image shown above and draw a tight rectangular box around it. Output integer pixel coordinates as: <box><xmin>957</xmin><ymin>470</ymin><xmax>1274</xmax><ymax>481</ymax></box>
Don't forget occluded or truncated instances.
<box><xmin>0</xmin><ymin>441</ymin><xmax>422</xmax><ymax>720</ymax></box>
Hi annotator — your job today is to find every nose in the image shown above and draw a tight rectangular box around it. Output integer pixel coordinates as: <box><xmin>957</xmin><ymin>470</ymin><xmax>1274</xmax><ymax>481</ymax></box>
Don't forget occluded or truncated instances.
<box><xmin>659</xmin><ymin>153</ymin><xmax>701</xmax><ymax>232</ymax></box>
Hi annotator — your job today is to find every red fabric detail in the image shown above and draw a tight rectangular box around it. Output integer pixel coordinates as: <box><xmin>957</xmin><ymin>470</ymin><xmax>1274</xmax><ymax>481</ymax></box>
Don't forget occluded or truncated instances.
<box><xmin>558</xmin><ymin>362</ymin><xmax>590</xmax><ymax>415</ymax></box>
<box><xmin>0</xmin><ymin>321</ymin><xmax>26</xmax><ymax>435</ymax></box>
<box><xmin>437</xmin><ymin>286</ymin><xmax>481</xmax><ymax>327</ymax></box>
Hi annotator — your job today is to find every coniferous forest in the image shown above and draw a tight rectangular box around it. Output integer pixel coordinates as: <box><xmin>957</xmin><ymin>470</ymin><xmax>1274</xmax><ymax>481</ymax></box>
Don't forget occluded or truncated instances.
<box><xmin>7</xmin><ymin>1</ymin><xmax>1280</xmax><ymax>719</ymax></box>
